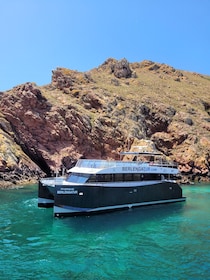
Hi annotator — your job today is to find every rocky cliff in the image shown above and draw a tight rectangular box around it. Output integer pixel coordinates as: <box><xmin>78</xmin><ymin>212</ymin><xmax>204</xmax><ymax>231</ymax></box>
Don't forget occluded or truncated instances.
<box><xmin>0</xmin><ymin>58</ymin><xmax>210</xmax><ymax>187</ymax></box>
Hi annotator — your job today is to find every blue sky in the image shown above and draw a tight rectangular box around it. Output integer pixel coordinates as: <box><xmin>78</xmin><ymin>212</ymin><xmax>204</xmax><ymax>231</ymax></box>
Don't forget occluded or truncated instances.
<box><xmin>1</xmin><ymin>0</ymin><xmax>210</xmax><ymax>91</ymax></box>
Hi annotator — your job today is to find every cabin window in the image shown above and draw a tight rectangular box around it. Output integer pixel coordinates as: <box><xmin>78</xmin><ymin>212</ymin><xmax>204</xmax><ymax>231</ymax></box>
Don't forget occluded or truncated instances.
<box><xmin>142</xmin><ymin>174</ymin><xmax>161</xmax><ymax>180</ymax></box>
<box><xmin>114</xmin><ymin>174</ymin><xmax>124</xmax><ymax>182</ymax></box>
<box><xmin>133</xmin><ymin>173</ymin><xmax>142</xmax><ymax>181</ymax></box>
<box><xmin>103</xmin><ymin>174</ymin><xmax>113</xmax><ymax>182</ymax></box>
<box><xmin>87</xmin><ymin>174</ymin><xmax>97</xmax><ymax>182</ymax></box>
<box><xmin>97</xmin><ymin>174</ymin><xmax>105</xmax><ymax>182</ymax></box>
<box><xmin>68</xmin><ymin>172</ymin><xmax>163</xmax><ymax>184</ymax></box>
<box><xmin>87</xmin><ymin>174</ymin><xmax>113</xmax><ymax>183</ymax></box>
<box><xmin>123</xmin><ymin>173</ymin><xmax>133</xmax><ymax>181</ymax></box>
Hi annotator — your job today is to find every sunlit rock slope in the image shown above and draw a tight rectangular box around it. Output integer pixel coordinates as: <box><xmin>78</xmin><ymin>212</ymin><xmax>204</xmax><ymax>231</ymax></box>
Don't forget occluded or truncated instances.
<box><xmin>0</xmin><ymin>58</ymin><xmax>209</xmax><ymax>186</ymax></box>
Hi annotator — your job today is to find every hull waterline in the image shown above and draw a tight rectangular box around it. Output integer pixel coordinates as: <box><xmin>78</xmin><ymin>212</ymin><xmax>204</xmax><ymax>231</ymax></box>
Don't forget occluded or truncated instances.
<box><xmin>53</xmin><ymin>181</ymin><xmax>186</xmax><ymax>217</ymax></box>
<box><xmin>54</xmin><ymin>197</ymin><xmax>186</xmax><ymax>217</ymax></box>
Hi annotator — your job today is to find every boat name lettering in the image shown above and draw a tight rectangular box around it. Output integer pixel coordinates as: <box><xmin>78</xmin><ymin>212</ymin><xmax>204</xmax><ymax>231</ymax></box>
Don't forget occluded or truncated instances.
<box><xmin>57</xmin><ymin>188</ymin><xmax>78</xmax><ymax>195</ymax></box>
<box><xmin>122</xmin><ymin>166</ymin><xmax>151</xmax><ymax>172</ymax></box>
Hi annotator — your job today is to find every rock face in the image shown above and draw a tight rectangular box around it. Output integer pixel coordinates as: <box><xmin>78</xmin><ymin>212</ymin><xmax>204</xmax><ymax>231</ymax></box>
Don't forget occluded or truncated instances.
<box><xmin>110</xmin><ymin>58</ymin><xmax>133</xmax><ymax>78</ymax></box>
<box><xmin>0</xmin><ymin>58</ymin><xmax>210</xmax><ymax>186</ymax></box>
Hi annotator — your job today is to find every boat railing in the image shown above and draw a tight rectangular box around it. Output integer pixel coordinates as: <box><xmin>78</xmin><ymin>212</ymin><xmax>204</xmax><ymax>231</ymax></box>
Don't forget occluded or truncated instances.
<box><xmin>149</xmin><ymin>161</ymin><xmax>178</xmax><ymax>168</ymax></box>
<box><xmin>76</xmin><ymin>159</ymin><xmax>117</xmax><ymax>169</ymax></box>
<box><xmin>75</xmin><ymin>159</ymin><xmax>177</xmax><ymax>169</ymax></box>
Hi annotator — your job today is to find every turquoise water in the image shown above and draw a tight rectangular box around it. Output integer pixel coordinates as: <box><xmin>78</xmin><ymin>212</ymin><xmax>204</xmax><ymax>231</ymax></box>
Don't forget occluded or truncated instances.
<box><xmin>0</xmin><ymin>184</ymin><xmax>209</xmax><ymax>280</ymax></box>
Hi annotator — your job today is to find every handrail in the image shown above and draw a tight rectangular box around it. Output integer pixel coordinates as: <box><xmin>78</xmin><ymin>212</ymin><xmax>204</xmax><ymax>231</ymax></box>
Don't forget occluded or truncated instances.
<box><xmin>75</xmin><ymin>159</ymin><xmax>177</xmax><ymax>169</ymax></box>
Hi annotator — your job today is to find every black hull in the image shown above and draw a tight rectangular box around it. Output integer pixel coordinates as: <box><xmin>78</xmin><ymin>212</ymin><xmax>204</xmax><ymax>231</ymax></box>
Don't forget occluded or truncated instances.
<box><xmin>54</xmin><ymin>181</ymin><xmax>186</xmax><ymax>217</ymax></box>
<box><xmin>38</xmin><ymin>181</ymin><xmax>55</xmax><ymax>208</ymax></box>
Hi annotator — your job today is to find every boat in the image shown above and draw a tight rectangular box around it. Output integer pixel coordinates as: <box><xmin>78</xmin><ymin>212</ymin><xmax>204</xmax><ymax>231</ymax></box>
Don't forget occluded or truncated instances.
<box><xmin>38</xmin><ymin>144</ymin><xmax>186</xmax><ymax>217</ymax></box>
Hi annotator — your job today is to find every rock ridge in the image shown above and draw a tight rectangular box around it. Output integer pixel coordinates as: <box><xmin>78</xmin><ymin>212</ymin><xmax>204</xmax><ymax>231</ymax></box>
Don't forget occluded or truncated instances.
<box><xmin>0</xmin><ymin>58</ymin><xmax>210</xmax><ymax>186</ymax></box>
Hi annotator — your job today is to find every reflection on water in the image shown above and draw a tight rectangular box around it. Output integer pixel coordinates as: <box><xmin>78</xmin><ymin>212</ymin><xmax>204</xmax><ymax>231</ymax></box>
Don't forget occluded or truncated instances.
<box><xmin>0</xmin><ymin>183</ymin><xmax>209</xmax><ymax>280</ymax></box>
<box><xmin>61</xmin><ymin>202</ymin><xmax>185</xmax><ymax>233</ymax></box>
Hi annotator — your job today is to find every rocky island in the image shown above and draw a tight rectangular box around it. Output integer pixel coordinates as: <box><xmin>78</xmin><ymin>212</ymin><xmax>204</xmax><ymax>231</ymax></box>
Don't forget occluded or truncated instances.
<box><xmin>0</xmin><ymin>58</ymin><xmax>209</xmax><ymax>187</ymax></box>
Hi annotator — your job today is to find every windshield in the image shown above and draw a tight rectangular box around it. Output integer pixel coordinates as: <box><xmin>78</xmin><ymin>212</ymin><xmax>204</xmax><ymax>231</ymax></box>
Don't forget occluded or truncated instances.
<box><xmin>66</xmin><ymin>173</ymin><xmax>89</xmax><ymax>184</ymax></box>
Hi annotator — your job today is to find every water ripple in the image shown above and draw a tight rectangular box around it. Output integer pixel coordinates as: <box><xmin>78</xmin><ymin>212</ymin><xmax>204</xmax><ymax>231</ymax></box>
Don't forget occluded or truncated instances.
<box><xmin>0</xmin><ymin>183</ymin><xmax>209</xmax><ymax>280</ymax></box>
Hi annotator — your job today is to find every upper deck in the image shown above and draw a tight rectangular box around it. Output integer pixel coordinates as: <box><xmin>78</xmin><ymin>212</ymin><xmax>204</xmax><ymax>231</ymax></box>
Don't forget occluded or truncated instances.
<box><xmin>69</xmin><ymin>145</ymin><xmax>179</xmax><ymax>175</ymax></box>
<box><xmin>75</xmin><ymin>158</ymin><xmax>177</xmax><ymax>169</ymax></box>
<box><xmin>71</xmin><ymin>155</ymin><xmax>178</xmax><ymax>175</ymax></box>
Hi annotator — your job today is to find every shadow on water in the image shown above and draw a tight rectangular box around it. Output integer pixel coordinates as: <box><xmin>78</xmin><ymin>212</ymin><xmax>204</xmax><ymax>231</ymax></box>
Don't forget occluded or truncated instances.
<box><xmin>3</xmin><ymin>184</ymin><xmax>184</xmax><ymax>235</ymax></box>
<box><xmin>53</xmin><ymin>183</ymin><xmax>209</xmax><ymax>234</ymax></box>
<box><xmin>58</xmin><ymin>202</ymin><xmax>186</xmax><ymax>233</ymax></box>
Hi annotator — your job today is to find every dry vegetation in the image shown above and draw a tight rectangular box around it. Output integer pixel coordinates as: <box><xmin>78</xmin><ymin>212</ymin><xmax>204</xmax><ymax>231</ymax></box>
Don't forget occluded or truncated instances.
<box><xmin>1</xmin><ymin>58</ymin><xmax>209</xmax><ymax>184</ymax></box>
<box><xmin>42</xmin><ymin>59</ymin><xmax>210</xmax><ymax>139</ymax></box>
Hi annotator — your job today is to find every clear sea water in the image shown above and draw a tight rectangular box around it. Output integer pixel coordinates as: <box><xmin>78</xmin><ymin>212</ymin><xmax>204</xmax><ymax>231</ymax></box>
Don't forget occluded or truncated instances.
<box><xmin>0</xmin><ymin>183</ymin><xmax>209</xmax><ymax>280</ymax></box>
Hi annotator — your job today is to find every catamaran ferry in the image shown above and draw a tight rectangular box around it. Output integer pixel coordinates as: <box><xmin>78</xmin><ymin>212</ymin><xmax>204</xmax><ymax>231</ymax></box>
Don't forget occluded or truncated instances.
<box><xmin>38</xmin><ymin>145</ymin><xmax>186</xmax><ymax>217</ymax></box>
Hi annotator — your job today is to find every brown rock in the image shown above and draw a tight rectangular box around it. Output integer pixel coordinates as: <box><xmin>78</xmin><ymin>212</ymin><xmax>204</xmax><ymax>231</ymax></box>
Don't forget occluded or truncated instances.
<box><xmin>111</xmin><ymin>58</ymin><xmax>132</xmax><ymax>79</ymax></box>
<box><xmin>0</xmin><ymin>58</ymin><xmax>209</xmax><ymax>185</ymax></box>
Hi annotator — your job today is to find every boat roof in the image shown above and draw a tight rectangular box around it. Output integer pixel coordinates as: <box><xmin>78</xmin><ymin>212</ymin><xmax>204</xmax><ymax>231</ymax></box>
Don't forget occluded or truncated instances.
<box><xmin>120</xmin><ymin>151</ymin><xmax>162</xmax><ymax>156</ymax></box>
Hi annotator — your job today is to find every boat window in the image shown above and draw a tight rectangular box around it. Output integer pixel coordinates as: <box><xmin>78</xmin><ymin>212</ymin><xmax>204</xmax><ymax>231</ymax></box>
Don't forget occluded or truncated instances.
<box><xmin>77</xmin><ymin>172</ymin><xmax>163</xmax><ymax>184</ymax></box>
<box><xmin>123</xmin><ymin>174</ymin><xmax>133</xmax><ymax>181</ymax></box>
<box><xmin>133</xmin><ymin>174</ymin><xmax>142</xmax><ymax>181</ymax></box>
<box><xmin>87</xmin><ymin>175</ymin><xmax>95</xmax><ymax>182</ymax></box>
<box><xmin>66</xmin><ymin>173</ymin><xmax>89</xmax><ymax>183</ymax></box>
<box><xmin>98</xmin><ymin>174</ymin><xmax>113</xmax><ymax>182</ymax></box>
<box><xmin>88</xmin><ymin>174</ymin><xmax>113</xmax><ymax>183</ymax></box>
<box><xmin>143</xmin><ymin>174</ymin><xmax>161</xmax><ymax>180</ymax></box>
<box><xmin>114</xmin><ymin>174</ymin><xmax>124</xmax><ymax>182</ymax></box>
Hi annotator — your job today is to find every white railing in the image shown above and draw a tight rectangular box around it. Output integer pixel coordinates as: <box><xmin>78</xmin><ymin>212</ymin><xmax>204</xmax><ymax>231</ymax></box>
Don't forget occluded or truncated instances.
<box><xmin>76</xmin><ymin>159</ymin><xmax>117</xmax><ymax>169</ymax></box>
<box><xmin>75</xmin><ymin>159</ymin><xmax>177</xmax><ymax>169</ymax></box>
